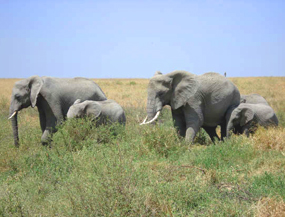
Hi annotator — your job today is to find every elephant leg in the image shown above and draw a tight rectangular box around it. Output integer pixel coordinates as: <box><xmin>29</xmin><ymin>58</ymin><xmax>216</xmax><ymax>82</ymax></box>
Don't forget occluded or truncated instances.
<box><xmin>241</xmin><ymin>122</ymin><xmax>256</xmax><ymax>137</ymax></box>
<box><xmin>38</xmin><ymin>107</ymin><xmax>46</xmax><ymax>133</ymax></box>
<box><xmin>220</xmin><ymin>121</ymin><xmax>227</xmax><ymax>141</ymax></box>
<box><xmin>185</xmin><ymin>117</ymin><xmax>202</xmax><ymax>143</ymax></box>
<box><xmin>242</xmin><ymin>127</ymin><xmax>250</xmax><ymax>137</ymax></box>
<box><xmin>41</xmin><ymin>109</ymin><xmax>58</xmax><ymax>145</ymax></box>
<box><xmin>172</xmin><ymin>109</ymin><xmax>186</xmax><ymax>137</ymax></box>
<box><xmin>185</xmin><ymin>124</ymin><xmax>200</xmax><ymax>143</ymax></box>
<box><xmin>41</xmin><ymin>129</ymin><xmax>55</xmax><ymax>146</ymax></box>
<box><xmin>184</xmin><ymin>106</ymin><xmax>203</xmax><ymax>143</ymax></box>
<box><xmin>203</xmin><ymin>126</ymin><xmax>220</xmax><ymax>143</ymax></box>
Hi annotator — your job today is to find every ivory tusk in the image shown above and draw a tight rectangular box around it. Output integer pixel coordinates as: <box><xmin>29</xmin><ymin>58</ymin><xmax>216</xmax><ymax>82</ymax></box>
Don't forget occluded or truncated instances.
<box><xmin>8</xmin><ymin>111</ymin><xmax>17</xmax><ymax>120</ymax></box>
<box><xmin>140</xmin><ymin>111</ymin><xmax>160</xmax><ymax>125</ymax></box>
<box><xmin>140</xmin><ymin>116</ymin><xmax>148</xmax><ymax>125</ymax></box>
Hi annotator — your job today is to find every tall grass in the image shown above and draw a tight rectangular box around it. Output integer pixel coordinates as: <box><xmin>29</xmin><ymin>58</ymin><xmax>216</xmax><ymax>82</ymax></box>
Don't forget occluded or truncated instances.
<box><xmin>0</xmin><ymin>77</ymin><xmax>284</xmax><ymax>216</ymax></box>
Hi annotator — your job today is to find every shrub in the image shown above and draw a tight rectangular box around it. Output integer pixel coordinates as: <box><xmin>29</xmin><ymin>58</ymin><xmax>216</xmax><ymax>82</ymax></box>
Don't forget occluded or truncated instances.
<box><xmin>194</xmin><ymin>128</ymin><xmax>212</xmax><ymax>145</ymax></box>
<box><xmin>142</xmin><ymin>125</ymin><xmax>186</xmax><ymax>157</ymax></box>
<box><xmin>52</xmin><ymin>118</ymin><xmax>125</xmax><ymax>151</ymax></box>
<box><xmin>129</xmin><ymin>81</ymin><xmax>136</xmax><ymax>85</ymax></box>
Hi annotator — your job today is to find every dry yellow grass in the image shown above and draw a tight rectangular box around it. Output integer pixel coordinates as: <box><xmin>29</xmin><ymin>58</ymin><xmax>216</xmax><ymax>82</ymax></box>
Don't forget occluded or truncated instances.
<box><xmin>93</xmin><ymin>79</ymin><xmax>149</xmax><ymax>108</ymax></box>
<box><xmin>1</xmin><ymin>77</ymin><xmax>284</xmax><ymax>111</ymax></box>
<box><xmin>230</xmin><ymin>77</ymin><xmax>285</xmax><ymax>113</ymax></box>
<box><xmin>251</xmin><ymin>127</ymin><xmax>285</xmax><ymax>151</ymax></box>
<box><xmin>254</xmin><ymin>196</ymin><xmax>285</xmax><ymax>217</ymax></box>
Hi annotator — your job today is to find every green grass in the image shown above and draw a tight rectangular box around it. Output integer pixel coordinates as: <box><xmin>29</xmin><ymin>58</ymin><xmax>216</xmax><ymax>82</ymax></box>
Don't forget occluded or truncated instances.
<box><xmin>0</xmin><ymin>104</ymin><xmax>285</xmax><ymax>216</ymax></box>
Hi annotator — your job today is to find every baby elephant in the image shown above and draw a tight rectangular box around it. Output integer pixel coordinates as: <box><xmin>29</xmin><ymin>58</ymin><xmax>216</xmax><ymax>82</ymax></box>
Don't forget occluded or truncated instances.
<box><xmin>67</xmin><ymin>99</ymin><xmax>126</xmax><ymax>126</ymax></box>
<box><xmin>227</xmin><ymin>103</ymin><xmax>278</xmax><ymax>137</ymax></box>
<box><xmin>240</xmin><ymin>93</ymin><xmax>269</xmax><ymax>105</ymax></box>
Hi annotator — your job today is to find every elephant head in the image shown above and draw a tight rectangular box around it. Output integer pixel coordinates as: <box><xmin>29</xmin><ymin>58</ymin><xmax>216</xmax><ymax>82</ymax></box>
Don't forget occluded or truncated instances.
<box><xmin>227</xmin><ymin>106</ymin><xmax>255</xmax><ymax>137</ymax></box>
<box><xmin>67</xmin><ymin>99</ymin><xmax>102</xmax><ymax>119</ymax></box>
<box><xmin>141</xmin><ymin>70</ymin><xmax>198</xmax><ymax>125</ymax></box>
<box><xmin>8</xmin><ymin>76</ymin><xmax>43</xmax><ymax>147</ymax></box>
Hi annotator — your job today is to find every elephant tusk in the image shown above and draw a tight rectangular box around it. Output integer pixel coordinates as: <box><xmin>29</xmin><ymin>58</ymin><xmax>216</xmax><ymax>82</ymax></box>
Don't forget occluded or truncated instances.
<box><xmin>140</xmin><ymin>116</ymin><xmax>148</xmax><ymax>125</ymax></box>
<box><xmin>8</xmin><ymin>111</ymin><xmax>17</xmax><ymax>120</ymax></box>
<box><xmin>140</xmin><ymin>111</ymin><xmax>160</xmax><ymax>125</ymax></box>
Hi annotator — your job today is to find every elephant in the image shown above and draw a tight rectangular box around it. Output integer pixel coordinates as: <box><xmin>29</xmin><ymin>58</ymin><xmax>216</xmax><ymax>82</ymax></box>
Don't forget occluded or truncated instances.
<box><xmin>8</xmin><ymin>76</ymin><xmax>107</xmax><ymax>146</ymax></box>
<box><xmin>140</xmin><ymin>70</ymin><xmax>241</xmax><ymax>143</ymax></box>
<box><xmin>67</xmin><ymin>99</ymin><xmax>126</xmax><ymax>126</ymax></box>
<box><xmin>226</xmin><ymin>103</ymin><xmax>278</xmax><ymax>137</ymax></box>
<box><xmin>240</xmin><ymin>93</ymin><xmax>269</xmax><ymax>105</ymax></box>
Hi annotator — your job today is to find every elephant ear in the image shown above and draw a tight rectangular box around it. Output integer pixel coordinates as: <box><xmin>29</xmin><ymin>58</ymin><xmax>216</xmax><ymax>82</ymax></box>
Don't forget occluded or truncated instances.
<box><xmin>29</xmin><ymin>76</ymin><xmax>43</xmax><ymax>108</ymax></box>
<box><xmin>85</xmin><ymin>102</ymin><xmax>102</xmax><ymax>119</ymax></box>
<box><xmin>240</xmin><ymin>108</ymin><xmax>254</xmax><ymax>126</ymax></box>
<box><xmin>170</xmin><ymin>72</ymin><xmax>199</xmax><ymax>110</ymax></box>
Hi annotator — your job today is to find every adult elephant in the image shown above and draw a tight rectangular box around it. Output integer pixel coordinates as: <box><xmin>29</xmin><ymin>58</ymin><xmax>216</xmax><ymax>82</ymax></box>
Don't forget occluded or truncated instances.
<box><xmin>140</xmin><ymin>71</ymin><xmax>240</xmax><ymax>143</ymax></box>
<box><xmin>8</xmin><ymin>76</ymin><xmax>107</xmax><ymax>146</ymax></box>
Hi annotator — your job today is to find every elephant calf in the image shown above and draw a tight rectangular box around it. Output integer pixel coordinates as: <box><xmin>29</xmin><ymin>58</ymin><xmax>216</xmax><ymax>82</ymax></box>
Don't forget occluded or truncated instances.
<box><xmin>67</xmin><ymin>99</ymin><xmax>126</xmax><ymax>126</ymax></box>
<box><xmin>240</xmin><ymin>93</ymin><xmax>269</xmax><ymax>105</ymax></box>
<box><xmin>227</xmin><ymin>103</ymin><xmax>278</xmax><ymax>137</ymax></box>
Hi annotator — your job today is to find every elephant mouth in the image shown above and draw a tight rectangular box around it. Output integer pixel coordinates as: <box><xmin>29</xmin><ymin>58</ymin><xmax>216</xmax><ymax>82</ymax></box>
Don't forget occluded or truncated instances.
<box><xmin>140</xmin><ymin>111</ymin><xmax>161</xmax><ymax>125</ymax></box>
<box><xmin>8</xmin><ymin>111</ymin><xmax>17</xmax><ymax>119</ymax></box>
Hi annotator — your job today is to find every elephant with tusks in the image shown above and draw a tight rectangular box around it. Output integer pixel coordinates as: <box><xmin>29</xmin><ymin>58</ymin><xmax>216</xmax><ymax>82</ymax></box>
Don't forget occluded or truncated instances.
<box><xmin>140</xmin><ymin>70</ymin><xmax>241</xmax><ymax>143</ymax></box>
<box><xmin>9</xmin><ymin>76</ymin><xmax>107</xmax><ymax>146</ymax></box>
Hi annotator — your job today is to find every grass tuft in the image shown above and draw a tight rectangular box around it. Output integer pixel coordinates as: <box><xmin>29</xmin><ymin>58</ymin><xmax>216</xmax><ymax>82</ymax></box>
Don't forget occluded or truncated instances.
<box><xmin>254</xmin><ymin>196</ymin><xmax>285</xmax><ymax>217</ymax></box>
<box><xmin>251</xmin><ymin>127</ymin><xmax>285</xmax><ymax>151</ymax></box>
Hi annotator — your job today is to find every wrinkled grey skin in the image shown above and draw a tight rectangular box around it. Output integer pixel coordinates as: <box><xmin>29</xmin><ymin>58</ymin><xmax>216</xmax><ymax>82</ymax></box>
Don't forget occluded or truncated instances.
<box><xmin>240</xmin><ymin>94</ymin><xmax>269</xmax><ymax>105</ymax></box>
<box><xmin>227</xmin><ymin>103</ymin><xmax>278</xmax><ymax>137</ymax></box>
<box><xmin>9</xmin><ymin>76</ymin><xmax>107</xmax><ymax>146</ymax></box>
<box><xmin>144</xmin><ymin>70</ymin><xmax>240</xmax><ymax>143</ymax></box>
<box><xmin>67</xmin><ymin>99</ymin><xmax>126</xmax><ymax>126</ymax></box>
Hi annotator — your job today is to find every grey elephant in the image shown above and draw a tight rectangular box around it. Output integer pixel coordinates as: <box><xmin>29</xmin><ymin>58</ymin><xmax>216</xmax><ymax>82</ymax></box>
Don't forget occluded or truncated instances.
<box><xmin>226</xmin><ymin>103</ymin><xmax>278</xmax><ymax>137</ymax></box>
<box><xmin>140</xmin><ymin>70</ymin><xmax>241</xmax><ymax>143</ymax></box>
<box><xmin>67</xmin><ymin>99</ymin><xmax>126</xmax><ymax>126</ymax></box>
<box><xmin>9</xmin><ymin>76</ymin><xmax>107</xmax><ymax>146</ymax></box>
<box><xmin>240</xmin><ymin>93</ymin><xmax>269</xmax><ymax>105</ymax></box>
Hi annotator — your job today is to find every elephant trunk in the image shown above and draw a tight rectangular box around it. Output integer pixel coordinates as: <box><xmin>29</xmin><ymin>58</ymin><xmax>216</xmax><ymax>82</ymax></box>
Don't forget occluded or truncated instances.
<box><xmin>9</xmin><ymin>106</ymin><xmax>19</xmax><ymax>147</ymax></box>
<box><xmin>140</xmin><ymin>98</ymin><xmax>161</xmax><ymax>125</ymax></box>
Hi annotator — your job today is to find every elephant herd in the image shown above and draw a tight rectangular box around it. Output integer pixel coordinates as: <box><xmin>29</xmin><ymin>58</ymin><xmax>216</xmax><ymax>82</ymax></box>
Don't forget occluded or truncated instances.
<box><xmin>8</xmin><ymin>71</ymin><xmax>278</xmax><ymax>147</ymax></box>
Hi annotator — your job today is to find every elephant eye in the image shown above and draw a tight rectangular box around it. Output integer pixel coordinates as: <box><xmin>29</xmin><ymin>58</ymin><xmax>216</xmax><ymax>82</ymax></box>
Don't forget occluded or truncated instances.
<box><xmin>157</xmin><ymin>92</ymin><xmax>164</xmax><ymax>97</ymax></box>
<box><xmin>15</xmin><ymin>94</ymin><xmax>21</xmax><ymax>100</ymax></box>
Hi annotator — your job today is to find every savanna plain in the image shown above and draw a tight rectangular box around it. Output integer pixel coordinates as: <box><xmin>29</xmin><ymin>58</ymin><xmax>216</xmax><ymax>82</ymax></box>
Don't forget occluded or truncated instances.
<box><xmin>0</xmin><ymin>77</ymin><xmax>285</xmax><ymax>216</ymax></box>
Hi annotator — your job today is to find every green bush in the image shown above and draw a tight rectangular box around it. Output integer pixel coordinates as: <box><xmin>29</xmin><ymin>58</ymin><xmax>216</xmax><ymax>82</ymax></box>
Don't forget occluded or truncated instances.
<box><xmin>53</xmin><ymin>118</ymin><xmax>125</xmax><ymax>151</ymax></box>
<box><xmin>142</xmin><ymin>125</ymin><xmax>186</xmax><ymax>157</ymax></box>
<box><xmin>129</xmin><ymin>81</ymin><xmax>136</xmax><ymax>85</ymax></box>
